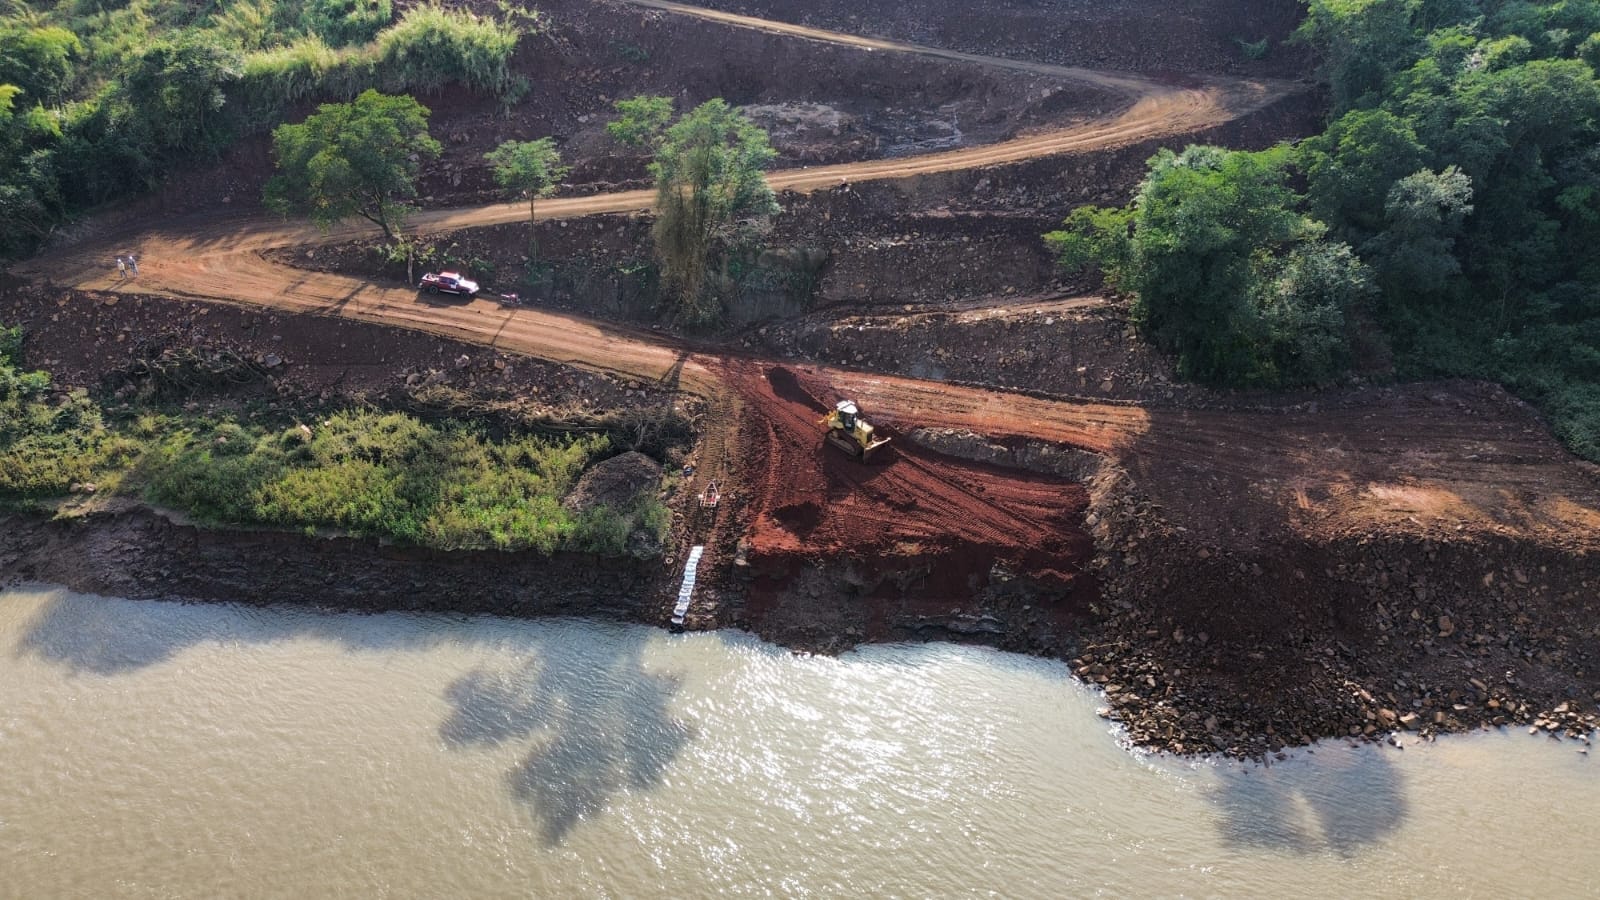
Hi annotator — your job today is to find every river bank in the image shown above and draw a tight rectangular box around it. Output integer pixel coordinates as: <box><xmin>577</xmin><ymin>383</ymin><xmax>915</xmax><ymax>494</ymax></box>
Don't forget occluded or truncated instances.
<box><xmin>5</xmin><ymin>488</ymin><xmax>1597</xmax><ymax>761</ymax></box>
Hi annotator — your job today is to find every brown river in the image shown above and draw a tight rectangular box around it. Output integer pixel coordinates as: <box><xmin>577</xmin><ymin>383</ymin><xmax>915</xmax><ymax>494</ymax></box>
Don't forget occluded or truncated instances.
<box><xmin>1</xmin><ymin>584</ymin><xmax>1595</xmax><ymax>898</ymax></box>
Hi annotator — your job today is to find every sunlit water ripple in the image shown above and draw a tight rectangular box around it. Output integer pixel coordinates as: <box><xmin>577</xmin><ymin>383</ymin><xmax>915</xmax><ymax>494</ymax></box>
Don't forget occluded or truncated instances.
<box><xmin>0</xmin><ymin>584</ymin><xmax>1595</xmax><ymax>898</ymax></box>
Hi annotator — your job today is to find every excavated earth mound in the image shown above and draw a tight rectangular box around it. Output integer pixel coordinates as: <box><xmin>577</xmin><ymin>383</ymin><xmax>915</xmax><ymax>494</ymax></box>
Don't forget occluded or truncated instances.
<box><xmin>565</xmin><ymin>451</ymin><xmax>664</xmax><ymax>512</ymax></box>
<box><xmin>727</xmin><ymin>363</ymin><xmax>1098</xmax><ymax>629</ymax></box>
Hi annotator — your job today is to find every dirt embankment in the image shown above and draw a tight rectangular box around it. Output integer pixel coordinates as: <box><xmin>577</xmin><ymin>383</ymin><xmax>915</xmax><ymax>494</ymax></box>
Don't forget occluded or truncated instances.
<box><xmin>664</xmin><ymin>0</ymin><xmax>1313</xmax><ymax>78</ymax></box>
<box><xmin>0</xmin><ymin>506</ymin><xmax>671</xmax><ymax>621</ymax></box>
<box><xmin>1086</xmin><ymin>466</ymin><xmax>1600</xmax><ymax>756</ymax></box>
<box><xmin>108</xmin><ymin>0</ymin><xmax>1116</xmax><ymax>229</ymax></box>
<box><xmin>716</xmin><ymin>364</ymin><xmax>1099</xmax><ymax>652</ymax></box>
<box><xmin>0</xmin><ymin>286</ymin><xmax>667</xmax><ymax>418</ymax></box>
<box><xmin>1084</xmin><ymin>380</ymin><xmax>1600</xmax><ymax>753</ymax></box>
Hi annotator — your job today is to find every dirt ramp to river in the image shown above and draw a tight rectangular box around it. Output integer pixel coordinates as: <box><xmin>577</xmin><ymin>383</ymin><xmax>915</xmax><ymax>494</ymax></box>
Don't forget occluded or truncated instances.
<box><xmin>723</xmin><ymin>363</ymin><xmax>1097</xmax><ymax>649</ymax></box>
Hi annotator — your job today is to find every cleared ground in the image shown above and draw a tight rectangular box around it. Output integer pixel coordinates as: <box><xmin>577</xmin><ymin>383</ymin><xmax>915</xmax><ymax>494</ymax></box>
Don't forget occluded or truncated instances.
<box><xmin>18</xmin><ymin>0</ymin><xmax>1597</xmax><ymax>563</ymax></box>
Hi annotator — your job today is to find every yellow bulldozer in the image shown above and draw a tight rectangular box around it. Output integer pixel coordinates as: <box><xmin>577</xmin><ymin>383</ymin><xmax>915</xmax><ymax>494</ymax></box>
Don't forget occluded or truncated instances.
<box><xmin>820</xmin><ymin>399</ymin><xmax>891</xmax><ymax>461</ymax></box>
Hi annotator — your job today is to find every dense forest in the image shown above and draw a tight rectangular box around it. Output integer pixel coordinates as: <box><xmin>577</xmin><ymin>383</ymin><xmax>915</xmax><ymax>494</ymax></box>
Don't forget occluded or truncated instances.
<box><xmin>1053</xmin><ymin>0</ymin><xmax>1600</xmax><ymax>460</ymax></box>
<box><xmin>0</xmin><ymin>0</ymin><xmax>530</xmax><ymax>258</ymax></box>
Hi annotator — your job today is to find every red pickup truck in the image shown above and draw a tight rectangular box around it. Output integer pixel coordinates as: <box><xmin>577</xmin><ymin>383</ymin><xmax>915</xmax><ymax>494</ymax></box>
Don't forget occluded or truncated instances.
<box><xmin>418</xmin><ymin>271</ymin><xmax>480</xmax><ymax>296</ymax></box>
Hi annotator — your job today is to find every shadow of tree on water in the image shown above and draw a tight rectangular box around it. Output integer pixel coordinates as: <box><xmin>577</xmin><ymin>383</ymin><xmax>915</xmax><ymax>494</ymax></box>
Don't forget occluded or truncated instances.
<box><xmin>1211</xmin><ymin>746</ymin><xmax>1407</xmax><ymax>856</ymax></box>
<box><xmin>9</xmin><ymin>586</ymin><xmax>696</xmax><ymax>844</ymax></box>
<box><xmin>438</xmin><ymin>631</ymin><xmax>694</xmax><ymax>846</ymax></box>
<box><xmin>11</xmin><ymin>587</ymin><xmax>461</xmax><ymax>675</ymax></box>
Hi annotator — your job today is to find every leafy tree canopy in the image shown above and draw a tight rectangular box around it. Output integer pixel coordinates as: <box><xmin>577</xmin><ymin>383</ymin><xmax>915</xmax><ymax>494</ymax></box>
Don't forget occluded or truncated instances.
<box><xmin>1058</xmin><ymin>0</ymin><xmax>1600</xmax><ymax>459</ymax></box>
<box><xmin>264</xmin><ymin>89</ymin><xmax>440</xmax><ymax>240</ymax></box>
<box><xmin>1049</xmin><ymin>145</ymin><xmax>1371</xmax><ymax>387</ymax></box>
<box><xmin>484</xmin><ymin>137</ymin><xmax>569</xmax><ymax>256</ymax></box>
<box><xmin>609</xmin><ymin>96</ymin><xmax>778</xmax><ymax>323</ymax></box>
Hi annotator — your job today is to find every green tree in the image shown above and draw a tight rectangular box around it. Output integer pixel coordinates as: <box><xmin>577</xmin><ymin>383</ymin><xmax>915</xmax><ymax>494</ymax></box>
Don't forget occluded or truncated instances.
<box><xmin>0</xmin><ymin>24</ymin><xmax>82</xmax><ymax>106</ymax></box>
<box><xmin>1300</xmin><ymin>109</ymin><xmax>1426</xmax><ymax>243</ymax></box>
<box><xmin>1049</xmin><ymin>145</ymin><xmax>1367</xmax><ymax>386</ymax></box>
<box><xmin>483</xmin><ymin>137</ymin><xmax>569</xmax><ymax>258</ymax></box>
<box><xmin>1361</xmin><ymin>166</ymin><xmax>1474</xmax><ymax>301</ymax></box>
<box><xmin>608</xmin><ymin>96</ymin><xmax>779</xmax><ymax>321</ymax></box>
<box><xmin>264</xmin><ymin>89</ymin><xmax>441</xmax><ymax>241</ymax></box>
<box><xmin>123</xmin><ymin>32</ymin><xmax>242</xmax><ymax>158</ymax></box>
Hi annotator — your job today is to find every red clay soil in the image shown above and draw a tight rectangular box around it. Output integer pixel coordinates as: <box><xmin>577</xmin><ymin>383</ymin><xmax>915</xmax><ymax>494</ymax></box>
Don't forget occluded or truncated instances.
<box><xmin>724</xmin><ymin>361</ymin><xmax>1097</xmax><ymax>621</ymax></box>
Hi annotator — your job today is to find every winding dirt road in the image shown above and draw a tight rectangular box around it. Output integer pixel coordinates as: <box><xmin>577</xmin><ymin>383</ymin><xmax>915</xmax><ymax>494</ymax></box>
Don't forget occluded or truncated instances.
<box><xmin>19</xmin><ymin>0</ymin><xmax>1600</xmax><ymax>552</ymax></box>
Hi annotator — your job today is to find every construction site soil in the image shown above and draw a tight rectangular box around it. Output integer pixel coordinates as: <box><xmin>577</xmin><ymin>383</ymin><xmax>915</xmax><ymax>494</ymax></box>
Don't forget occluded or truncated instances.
<box><xmin>6</xmin><ymin>0</ymin><xmax>1599</xmax><ymax>757</ymax></box>
<box><xmin>95</xmin><ymin>0</ymin><xmax>1126</xmax><ymax>231</ymax></box>
<box><xmin>675</xmin><ymin>0</ymin><xmax>1313</xmax><ymax>77</ymax></box>
<box><xmin>0</xmin><ymin>288</ymin><xmax>656</xmax><ymax>409</ymax></box>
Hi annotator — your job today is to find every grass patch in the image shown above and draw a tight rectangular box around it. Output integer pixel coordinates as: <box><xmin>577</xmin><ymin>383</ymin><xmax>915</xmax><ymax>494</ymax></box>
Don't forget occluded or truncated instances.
<box><xmin>0</xmin><ymin>324</ymin><xmax>670</xmax><ymax>555</ymax></box>
<box><xmin>138</xmin><ymin>410</ymin><xmax>652</xmax><ymax>553</ymax></box>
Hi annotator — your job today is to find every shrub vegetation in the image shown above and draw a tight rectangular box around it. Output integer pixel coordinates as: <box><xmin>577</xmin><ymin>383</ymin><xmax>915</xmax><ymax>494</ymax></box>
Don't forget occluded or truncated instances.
<box><xmin>0</xmin><ymin>324</ymin><xmax>667</xmax><ymax>555</ymax></box>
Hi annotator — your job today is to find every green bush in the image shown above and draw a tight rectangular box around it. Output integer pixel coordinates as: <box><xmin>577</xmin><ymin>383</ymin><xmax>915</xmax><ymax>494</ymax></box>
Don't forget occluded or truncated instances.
<box><xmin>143</xmin><ymin>423</ymin><xmax>290</xmax><ymax>521</ymax></box>
<box><xmin>0</xmin><ymin>327</ymin><xmax>129</xmax><ymax>497</ymax></box>
<box><xmin>137</xmin><ymin>409</ymin><xmax>630</xmax><ymax>553</ymax></box>
<box><xmin>1049</xmin><ymin>145</ymin><xmax>1369</xmax><ymax>388</ymax></box>
<box><xmin>1235</xmin><ymin>37</ymin><xmax>1270</xmax><ymax>60</ymax></box>
<box><xmin>0</xmin><ymin>23</ymin><xmax>83</xmax><ymax>104</ymax></box>
<box><xmin>237</xmin><ymin>36</ymin><xmax>349</xmax><ymax>121</ymax></box>
<box><xmin>300</xmin><ymin>0</ymin><xmax>392</xmax><ymax>47</ymax></box>
<box><xmin>373</xmin><ymin>5</ymin><xmax>521</xmax><ymax>96</ymax></box>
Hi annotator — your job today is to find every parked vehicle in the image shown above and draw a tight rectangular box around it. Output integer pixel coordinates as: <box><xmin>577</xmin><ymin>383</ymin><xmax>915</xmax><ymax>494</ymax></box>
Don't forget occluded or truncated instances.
<box><xmin>418</xmin><ymin>271</ymin><xmax>480</xmax><ymax>296</ymax></box>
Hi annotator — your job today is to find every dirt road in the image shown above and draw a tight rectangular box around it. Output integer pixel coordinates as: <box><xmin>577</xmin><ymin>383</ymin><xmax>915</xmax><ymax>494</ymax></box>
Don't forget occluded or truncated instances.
<box><xmin>17</xmin><ymin>1</ymin><xmax>1600</xmax><ymax>556</ymax></box>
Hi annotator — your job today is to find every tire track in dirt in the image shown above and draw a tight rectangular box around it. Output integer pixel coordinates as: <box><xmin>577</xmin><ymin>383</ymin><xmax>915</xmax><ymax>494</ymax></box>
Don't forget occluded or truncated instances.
<box><xmin>729</xmin><ymin>361</ymin><xmax>1095</xmax><ymax>606</ymax></box>
<box><xmin>16</xmin><ymin>1</ymin><xmax>1600</xmax><ymax>563</ymax></box>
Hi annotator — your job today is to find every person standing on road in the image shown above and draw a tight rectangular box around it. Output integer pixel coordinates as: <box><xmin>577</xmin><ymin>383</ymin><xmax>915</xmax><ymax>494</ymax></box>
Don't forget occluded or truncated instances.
<box><xmin>115</xmin><ymin>256</ymin><xmax>127</xmax><ymax>279</ymax></box>
<box><xmin>128</xmin><ymin>254</ymin><xmax>139</xmax><ymax>277</ymax></box>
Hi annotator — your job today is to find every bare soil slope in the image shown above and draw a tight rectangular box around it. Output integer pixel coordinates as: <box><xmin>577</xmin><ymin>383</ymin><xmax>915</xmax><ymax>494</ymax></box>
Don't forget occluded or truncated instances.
<box><xmin>8</xmin><ymin>0</ymin><xmax>1598</xmax><ymax>755</ymax></box>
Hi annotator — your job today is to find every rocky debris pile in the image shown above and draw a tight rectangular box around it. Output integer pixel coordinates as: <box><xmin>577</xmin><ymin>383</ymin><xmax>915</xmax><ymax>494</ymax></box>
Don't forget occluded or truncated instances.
<box><xmin>752</xmin><ymin>298</ymin><xmax>1206</xmax><ymax>405</ymax></box>
<box><xmin>908</xmin><ymin>427</ymin><xmax>1104</xmax><ymax>481</ymax></box>
<box><xmin>902</xmin><ymin>427</ymin><xmax>1599</xmax><ymax>758</ymax></box>
<box><xmin>565</xmin><ymin>451</ymin><xmax>663</xmax><ymax>514</ymax></box>
<box><xmin>738</xmin><ymin>102</ymin><xmax>879</xmax><ymax>163</ymax></box>
<box><xmin>1083</xmin><ymin>464</ymin><xmax>1600</xmax><ymax>758</ymax></box>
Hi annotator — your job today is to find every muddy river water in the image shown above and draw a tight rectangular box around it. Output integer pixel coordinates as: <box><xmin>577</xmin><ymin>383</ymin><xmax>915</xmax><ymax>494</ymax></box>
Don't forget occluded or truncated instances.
<box><xmin>1</xmin><ymin>584</ymin><xmax>1595</xmax><ymax>898</ymax></box>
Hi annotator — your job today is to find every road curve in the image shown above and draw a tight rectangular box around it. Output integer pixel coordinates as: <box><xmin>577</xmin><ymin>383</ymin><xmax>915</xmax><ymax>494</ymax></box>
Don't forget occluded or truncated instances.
<box><xmin>21</xmin><ymin>0</ymin><xmax>1296</xmax><ymax>392</ymax></box>
<box><xmin>18</xmin><ymin>1</ymin><xmax>1600</xmax><ymax>547</ymax></box>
